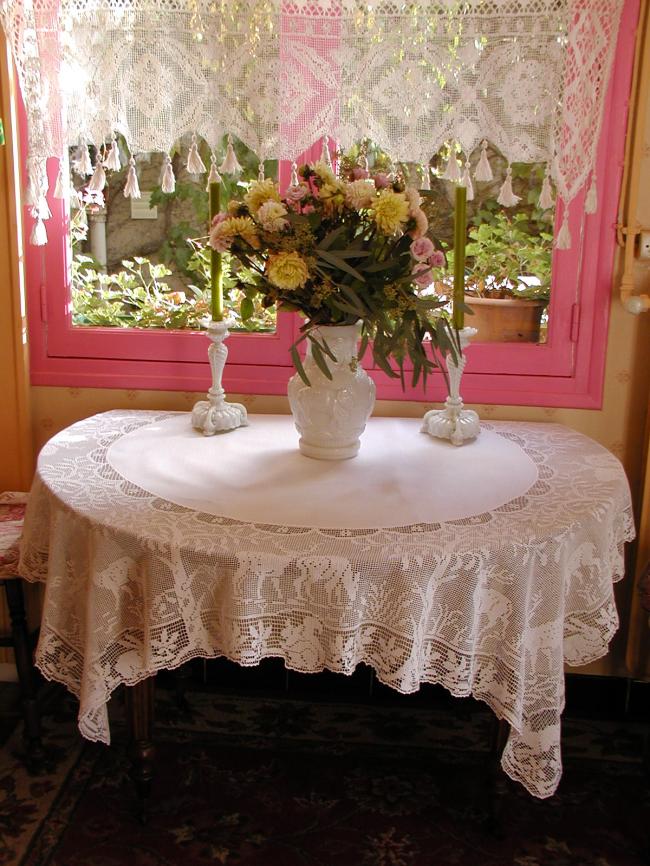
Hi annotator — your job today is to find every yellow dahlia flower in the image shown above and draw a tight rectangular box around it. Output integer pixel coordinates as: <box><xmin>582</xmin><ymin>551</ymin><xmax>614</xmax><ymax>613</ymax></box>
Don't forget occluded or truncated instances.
<box><xmin>210</xmin><ymin>216</ymin><xmax>260</xmax><ymax>252</ymax></box>
<box><xmin>320</xmin><ymin>181</ymin><xmax>346</xmax><ymax>217</ymax></box>
<box><xmin>312</xmin><ymin>161</ymin><xmax>337</xmax><ymax>186</ymax></box>
<box><xmin>371</xmin><ymin>189</ymin><xmax>410</xmax><ymax>235</ymax></box>
<box><xmin>266</xmin><ymin>251</ymin><xmax>310</xmax><ymax>291</ymax></box>
<box><xmin>244</xmin><ymin>178</ymin><xmax>281</xmax><ymax>214</ymax></box>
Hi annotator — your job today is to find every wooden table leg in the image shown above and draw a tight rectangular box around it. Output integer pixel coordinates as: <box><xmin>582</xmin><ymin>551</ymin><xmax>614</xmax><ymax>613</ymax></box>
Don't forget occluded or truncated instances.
<box><xmin>124</xmin><ymin>676</ymin><xmax>156</xmax><ymax>823</ymax></box>
<box><xmin>4</xmin><ymin>579</ymin><xmax>46</xmax><ymax>770</ymax></box>
<box><xmin>486</xmin><ymin>716</ymin><xmax>509</xmax><ymax>835</ymax></box>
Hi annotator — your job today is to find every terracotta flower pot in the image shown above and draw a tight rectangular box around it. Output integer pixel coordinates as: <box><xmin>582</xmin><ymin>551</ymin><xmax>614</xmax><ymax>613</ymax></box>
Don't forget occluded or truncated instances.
<box><xmin>465</xmin><ymin>296</ymin><xmax>546</xmax><ymax>343</ymax></box>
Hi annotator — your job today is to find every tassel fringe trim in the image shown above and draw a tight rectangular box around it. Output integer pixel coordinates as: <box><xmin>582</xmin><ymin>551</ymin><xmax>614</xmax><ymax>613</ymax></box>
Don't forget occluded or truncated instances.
<box><xmin>124</xmin><ymin>157</ymin><xmax>141</xmax><ymax>199</ymax></box>
<box><xmin>443</xmin><ymin>148</ymin><xmax>461</xmax><ymax>183</ymax></box>
<box><xmin>538</xmin><ymin>166</ymin><xmax>554</xmax><ymax>210</ymax></box>
<box><xmin>74</xmin><ymin>143</ymin><xmax>93</xmax><ymax>177</ymax></box>
<box><xmin>219</xmin><ymin>135</ymin><xmax>242</xmax><ymax>175</ymax></box>
<box><xmin>87</xmin><ymin>161</ymin><xmax>106</xmax><ymax>193</ymax></box>
<box><xmin>187</xmin><ymin>134</ymin><xmax>207</xmax><ymax>174</ymax></box>
<box><xmin>461</xmin><ymin>160</ymin><xmax>474</xmax><ymax>201</ymax></box>
<box><xmin>555</xmin><ymin>210</ymin><xmax>572</xmax><ymax>249</ymax></box>
<box><xmin>30</xmin><ymin>217</ymin><xmax>48</xmax><ymax>246</ymax></box>
<box><xmin>104</xmin><ymin>138</ymin><xmax>122</xmax><ymax>171</ymax></box>
<box><xmin>475</xmin><ymin>140</ymin><xmax>493</xmax><ymax>182</ymax></box>
<box><xmin>206</xmin><ymin>154</ymin><xmax>222</xmax><ymax>189</ymax></box>
<box><xmin>161</xmin><ymin>155</ymin><xmax>176</xmax><ymax>194</ymax></box>
<box><xmin>497</xmin><ymin>166</ymin><xmax>521</xmax><ymax>208</ymax></box>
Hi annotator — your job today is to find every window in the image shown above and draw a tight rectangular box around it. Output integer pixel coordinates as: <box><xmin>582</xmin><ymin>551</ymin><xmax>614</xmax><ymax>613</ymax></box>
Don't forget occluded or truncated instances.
<box><xmin>19</xmin><ymin>0</ymin><xmax>640</xmax><ymax>407</ymax></box>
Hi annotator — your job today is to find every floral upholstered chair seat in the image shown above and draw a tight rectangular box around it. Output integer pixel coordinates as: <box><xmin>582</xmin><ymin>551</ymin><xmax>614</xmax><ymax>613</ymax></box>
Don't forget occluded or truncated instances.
<box><xmin>0</xmin><ymin>491</ymin><xmax>28</xmax><ymax>576</ymax></box>
<box><xmin>0</xmin><ymin>490</ymin><xmax>43</xmax><ymax>765</ymax></box>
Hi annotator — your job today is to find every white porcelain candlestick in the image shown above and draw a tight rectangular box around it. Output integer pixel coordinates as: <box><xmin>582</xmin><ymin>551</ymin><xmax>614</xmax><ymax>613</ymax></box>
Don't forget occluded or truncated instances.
<box><xmin>192</xmin><ymin>319</ymin><xmax>248</xmax><ymax>435</ymax></box>
<box><xmin>422</xmin><ymin>326</ymin><xmax>480</xmax><ymax>446</ymax></box>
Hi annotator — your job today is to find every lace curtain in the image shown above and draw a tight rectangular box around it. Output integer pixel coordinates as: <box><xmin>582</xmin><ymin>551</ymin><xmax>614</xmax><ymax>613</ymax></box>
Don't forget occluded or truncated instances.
<box><xmin>1</xmin><ymin>0</ymin><xmax>624</xmax><ymax>247</ymax></box>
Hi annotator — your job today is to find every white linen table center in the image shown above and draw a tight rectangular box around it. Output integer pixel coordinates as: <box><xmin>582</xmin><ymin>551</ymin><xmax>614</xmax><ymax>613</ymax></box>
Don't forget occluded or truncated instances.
<box><xmin>19</xmin><ymin>410</ymin><xmax>634</xmax><ymax>799</ymax></box>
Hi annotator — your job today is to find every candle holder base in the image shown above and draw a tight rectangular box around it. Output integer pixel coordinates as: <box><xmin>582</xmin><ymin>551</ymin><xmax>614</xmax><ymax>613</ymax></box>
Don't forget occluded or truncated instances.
<box><xmin>192</xmin><ymin>319</ymin><xmax>249</xmax><ymax>436</ymax></box>
<box><xmin>422</xmin><ymin>326</ymin><xmax>479</xmax><ymax>447</ymax></box>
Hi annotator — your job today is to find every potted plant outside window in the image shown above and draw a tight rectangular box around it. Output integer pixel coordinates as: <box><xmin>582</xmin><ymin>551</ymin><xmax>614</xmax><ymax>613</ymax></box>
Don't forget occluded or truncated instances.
<box><xmin>461</xmin><ymin>211</ymin><xmax>552</xmax><ymax>343</ymax></box>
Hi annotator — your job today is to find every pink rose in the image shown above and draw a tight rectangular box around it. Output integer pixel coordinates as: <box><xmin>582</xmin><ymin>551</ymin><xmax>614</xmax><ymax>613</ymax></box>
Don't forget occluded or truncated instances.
<box><xmin>412</xmin><ymin>263</ymin><xmax>433</xmax><ymax>288</ymax></box>
<box><xmin>302</xmin><ymin>204</ymin><xmax>315</xmax><ymax>214</ymax></box>
<box><xmin>373</xmin><ymin>172</ymin><xmax>390</xmax><ymax>189</ymax></box>
<box><xmin>428</xmin><ymin>250</ymin><xmax>446</xmax><ymax>269</ymax></box>
<box><xmin>410</xmin><ymin>237</ymin><xmax>435</xmax><ymax>262</ymax></box>
<box><xmin>352</xmin><ymin>167</ymin><xmax>369</xmax><ymax>180</ymax></box>
<box><xmin>308</xmin><ymin>176</ymin><xmax>320</xmax><ymax>197</ymax></box>
<box><xmin>285</xmin><ymin>184</ymin><xmax>308</xmax><ymax>202</ymax></box>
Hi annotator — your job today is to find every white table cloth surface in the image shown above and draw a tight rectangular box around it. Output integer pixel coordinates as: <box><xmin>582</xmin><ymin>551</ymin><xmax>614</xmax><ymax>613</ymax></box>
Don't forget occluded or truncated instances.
<box><xmin>19</xmin><ymin>410</ymin><xmax>635</xmax><ymax>799</ymax></box>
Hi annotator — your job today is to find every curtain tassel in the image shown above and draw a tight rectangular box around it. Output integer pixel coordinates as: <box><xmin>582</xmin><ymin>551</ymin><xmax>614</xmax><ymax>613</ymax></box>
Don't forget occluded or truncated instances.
<box><xmin>497</xmin><ymin>166</ymin><xmax>520</xmax><ymax>207</ymax></box>
<box><xmin>443</xmin><ymin>147</ymin><xmax>461</xmax><ymax>183</ymax></box>
<box><xmin>123</xmin><ymin>157</ymin><xmax>141</xmax><ymax>199</ymax></box>
<box><xmin>32</xmin><ymin>195</ymin><xmax>51</xmax><ymax>221</ymax></box>
<box><xmin>74</xmin><ymin>143</ymin><xmax>93</xmax><ymax>177</ymax></box>
<box><xmin>219</xmin><ymin>135</ymin><xmax>242</xmax><ymax>175</ymax></box>
<box><xmin>290</xmin><ymin>161</ymin><xmax>299</xmax><ymax>188</ymax></box>
<box><xmin>187</xmin><ymin>133</ymin><xmax>206</xmax><ymax>174</ymax></box>
<box><xmin>53</xmin><ymin>164</ymin><xmax>67</xmax><ymax>199</ymax></box>
<box><xmin>161</xmin><ymin>154</ymin><xmax>176</xmax><ymax>194</ymax></box>
<box><xmin>87</xmin><ymin>160</ymin><xmax>106</xmax><ymax>193</ymax></box>
<box><xmin>321</xmin><ymin>135</ymin><xmax>333</xmax><ymax>170</ymax></box>
<box><xmin>421</xmin><ymin>164</ymin><xmax>431</xmax><ymax>191</ymax></box>
<box><xmin>206</xmin><ymin>153</ymin><xmax>222</xmax><ymax>189</ymax></box>
<box><xmin>538</xmin><ymin>165</ymin><xmax>555</xmax><ymax>210</ymax></box>
<box><xmin>585</xmin><ymin>172</ymin><xmax>598</xmax><ymax>214</ymax></box>
<box><xmin>24</xmin><ymin>180</ymin><xmax>37</xmax><ymax>207</ymax></box>
<box><xmin>556</xmin><ymin>209</ymin><xmax>572</xmax><ymax>249</ymax></box>
<box><xmin>258</xmin><ymin>161</ymin><xmax>265</xmax><ymax>181</ymax></box>
<box><xmin>475</xmin><ymin>140</ymin><xmax>493</xmax><ymax>182</ymax></box>
<box><xmin>104</xmin><ymin>137</ymin><xmax>122</xmax><ymax>171</ymax></box>
<box><xmin>30</xmin><ymin>217</ymin><xmax>48</xmax><ymax>246</ymax></box>
<box><xmin>461</xmin><ymin>160</ymin><xmax>474</xmax><ymax>201</ymax></box>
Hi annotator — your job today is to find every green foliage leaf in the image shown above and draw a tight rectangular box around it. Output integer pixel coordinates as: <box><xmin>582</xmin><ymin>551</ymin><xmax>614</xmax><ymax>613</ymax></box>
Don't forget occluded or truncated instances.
<box><xmin>240</xmin><ymin>297</ymin><xmax>255</xmax><ymax>320</ymax></box>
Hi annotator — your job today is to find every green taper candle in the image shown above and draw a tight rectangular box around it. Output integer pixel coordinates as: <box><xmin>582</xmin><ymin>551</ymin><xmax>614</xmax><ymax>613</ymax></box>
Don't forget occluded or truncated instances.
<box><xmin>209</xmin><ymin>181</ymin><xmax>224</xmax><ymax>322</ymax></box>
<box><xmin>452</xmin><ymin>184</ymin><xmax>467</xmax><ymax>330</ymax></box>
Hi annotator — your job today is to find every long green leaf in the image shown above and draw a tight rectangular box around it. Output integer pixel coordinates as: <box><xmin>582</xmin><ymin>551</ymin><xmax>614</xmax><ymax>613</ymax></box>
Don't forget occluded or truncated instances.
<box><xmin>327</xmin><ymin>250</ymin><xmax>372</xmax><ymax>260</ymax></box>
<box><xmin>373</xmin><ymin>350</ymin><xmax>399</xmax><ymax>379</ymax></box>
<box><xmin>310</xmin><ymin>339</ymin><xmax>333</xmax><ymax>380</ymax></box>
<box><xmin>329</xmin><ymin>298</ymin><xmax>366</xmax><ymax>318</ymax></box>
<box><xmin>317</xmin><ymin>226</ymin><xmax>347</xmax><ymax>251</ymax></box>
<box><xmin>315</xmin><ymin>336</ymin><xmax>337</xmax><ymax>362</ymax></box>
<box><xmin>290</xmin><ymin>345</ymin><xmax>310</xmax><ymax>386</ymax></box>
<box><xmin>318</xmin><ymin>250</ymin><xmax>366</xmax><ymax>283</ymax></box>
<box><xmin>364</xmin><ymin>260</ymin><xmax>397</xmax><ymax>273</ymax></box>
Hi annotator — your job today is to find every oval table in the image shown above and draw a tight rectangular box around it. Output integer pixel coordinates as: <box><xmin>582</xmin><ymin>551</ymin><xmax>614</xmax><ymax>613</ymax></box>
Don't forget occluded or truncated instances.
<box><xmin>19</xmin><ymin>410</ymin><xmax>635</xmax><ymax>799</ymax></box>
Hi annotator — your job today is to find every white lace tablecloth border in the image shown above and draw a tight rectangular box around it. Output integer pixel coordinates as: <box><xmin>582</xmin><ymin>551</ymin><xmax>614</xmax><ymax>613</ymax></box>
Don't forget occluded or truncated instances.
<box><xmin>18</xmin><ymin>411</ymin><xmax>635</xmax><ymax>799</ymax></box>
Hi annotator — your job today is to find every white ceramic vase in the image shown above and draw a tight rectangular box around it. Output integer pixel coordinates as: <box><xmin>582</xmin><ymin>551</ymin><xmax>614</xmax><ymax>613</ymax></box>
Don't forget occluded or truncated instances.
<box><xmin>287</xmin><ymin>322</ymin><xmax>376</xmax><ymax>460</ymax></box>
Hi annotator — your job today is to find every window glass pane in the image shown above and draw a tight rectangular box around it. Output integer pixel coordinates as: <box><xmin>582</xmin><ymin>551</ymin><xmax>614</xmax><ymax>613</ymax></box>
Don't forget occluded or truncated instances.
<box><xmin>69</xmin><ymin>135</ymin><xmax>277</xmax><ymax>333</ymax></box>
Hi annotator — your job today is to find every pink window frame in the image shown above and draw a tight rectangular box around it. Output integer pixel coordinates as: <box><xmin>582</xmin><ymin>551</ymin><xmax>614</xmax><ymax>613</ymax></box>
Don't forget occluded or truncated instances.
<box><xmin>22</xmin><ymin>0</ymin><xmax>639</xmax><ymax>407</ymax></box>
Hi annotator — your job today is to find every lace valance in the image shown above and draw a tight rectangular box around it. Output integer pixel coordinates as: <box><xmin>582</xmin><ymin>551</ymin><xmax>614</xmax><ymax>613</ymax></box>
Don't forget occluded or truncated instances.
<box><xmin>1</xmin><ymin>0</ymin><xmax>625</xmax><ymax>247</ymax></box>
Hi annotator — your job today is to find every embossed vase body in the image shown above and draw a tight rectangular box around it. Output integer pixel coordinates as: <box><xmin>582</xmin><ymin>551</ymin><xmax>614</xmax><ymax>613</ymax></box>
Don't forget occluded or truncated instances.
<box><xmin>287</xmin><ymin>323</ymin><xmax>376</xmax><ymax>460</ymax></box>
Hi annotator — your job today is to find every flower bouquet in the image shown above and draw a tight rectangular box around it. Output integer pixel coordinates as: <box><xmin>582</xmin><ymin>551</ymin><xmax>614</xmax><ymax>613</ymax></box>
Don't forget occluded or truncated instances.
<box><xmin>209</xmin><ymin>161</ymin><xmax>456</xmax><ymax>389</ymax></box>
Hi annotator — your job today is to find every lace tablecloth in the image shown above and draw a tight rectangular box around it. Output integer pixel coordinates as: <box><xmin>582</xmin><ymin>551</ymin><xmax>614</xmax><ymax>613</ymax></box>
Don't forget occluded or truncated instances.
<box><xmin>19</xmin><ymin>411</ymin><xmax>635</xmax><ymax>798</ymax></box>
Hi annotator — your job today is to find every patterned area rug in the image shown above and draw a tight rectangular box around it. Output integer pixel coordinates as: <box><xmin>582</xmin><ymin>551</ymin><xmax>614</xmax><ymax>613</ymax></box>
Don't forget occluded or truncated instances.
<box><xmin>1</xmin><ymin>686</ymin><xmax>649</xmax><ymax>866</ymax></box>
